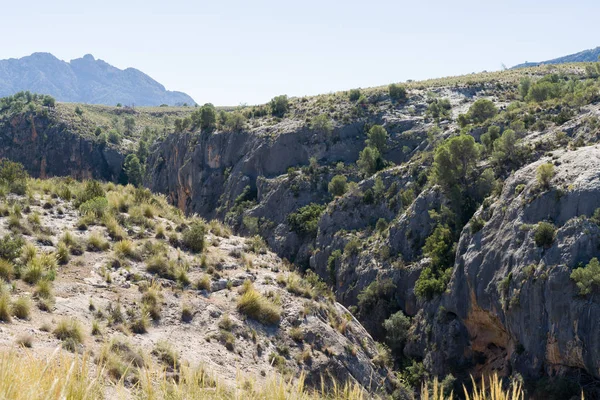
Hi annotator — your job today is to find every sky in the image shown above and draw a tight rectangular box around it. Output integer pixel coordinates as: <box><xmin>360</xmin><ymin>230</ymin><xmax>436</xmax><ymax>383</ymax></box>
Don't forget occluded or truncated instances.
<box><xmin>2</xmin><ymin>0</ymin><xmax>599</xmax><ymax>106</ymax></box>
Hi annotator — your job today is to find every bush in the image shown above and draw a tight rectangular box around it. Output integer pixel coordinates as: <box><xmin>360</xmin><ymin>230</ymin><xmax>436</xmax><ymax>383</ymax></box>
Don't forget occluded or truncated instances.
<box><xmin>467</xmin><ymin>99</ymin><xmax>497</xmax><ymax>123</ymax></box>
<box><xmin>357</xmin><ymin>278</ymin><xmax>396</xmax><ymax>315</ymax></box>
<box><xmin>537</xmin><ymin>163</ymin><xmax>555</xmax><ymax>189</ymax></box>
<box><xmin>534</xmin><ymin>222</ymin><xmax>556</xmax><ymax>248</ymax></box>
<box><xmin>357</xmin><ymin>146</ymin><xmax>383</xmax><ymax>175</ymax></box>
<box><xmin>344</xmin><ymin>237</ymin><xmax>361</xmax><ymax>257</ymax></box>
<box><xmin>423</xmin><ymin>225</ymin><xmax>454</xmax><ymax>268</ymax></box>
<box><xmin>383</xmin><ymin>310</ymin><xmax>411</xmax><ymax>351</ymax></box>
<box><xmin>0</xmin><ymin>235</ymin><xmax>24</xmax><ymax>261</ymax></box>
<box><xmin>123</xmin><ymin>154</ymin><xmax>144</xmax><ymax>187</ymax></box>
<box><xmin>77</xmin><ymin>181</ymin><xmax>105</xmax><ymax>206</ymax></box>
<box><xmin>366</xmin><ymin>125</ymin><xmax>388</xmax><ymax>152</ymax></box>
<box><xmin>376</xmin><ymin>218</ymin><xmax>388</xmax><ymax>233</ymax></box>
<box><xmin>432</xmin><ymin>135</ymin><xmax>479</xmax><ymax>195</ymax></box>
<box><xmin>288</xmin><ymin>203</ymin><xmax>326</xmax><ymax>237</ymax></box>
<box><xmin>236</xmin><ymin>281</ymin><xmax>281</xmax><ymax>325</ymax></box>
<box><xmin>414</xmin><ymin>267</ymin><xmax>452</xmax><ymax>300</ymax></box>
<box><xmin>328</xmin><ymin>175</ymin><xmax>348</xmax><ymax>197</ymax></box>
<box><xmin>389</xmin><ymin>84</ymin><xmax>407</xmax><ymax>102</ymax></box>
<box><xmin>0</xmin><ymin>159</ymin><xmax>28</xmax><ymax>194</ymax></box>
<box><xmin>79</xmin><ymin>197</ymin><xmax>108</xmax><ymax>218</ymax></box>
<box><xmin>182</xmin><ymin>221</ymin><xmax>206</xmax><ymax>253</ymax></box>
<box><xmin>309</xmin><ymin>114</ymin><xmax>333</xmax><ymax>135</ymax></box>
<box><xmin>269</xmin><ymin>95</ymin><xmax>289</xmax><ymax>117</ymax></box>
<box><xmin>571</xmin><ymin>257</ymin><xmax>600</xmax><ymax>295</ymax></box>
<box><xmin>349</xmin><ymin>89</ymin><xmax>361</xmax><ymax>101</ymax></box>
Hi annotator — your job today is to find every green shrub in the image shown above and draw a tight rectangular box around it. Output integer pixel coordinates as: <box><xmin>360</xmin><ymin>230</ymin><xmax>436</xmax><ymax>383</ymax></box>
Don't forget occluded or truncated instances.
<box><xmin>269</xmin><ymin>95</ymin><xmax>289</xmax><ymax>117</ymax></box>
<box><xmin>534</xmin><ymin>222</ymin><xmax>556</xmax><ymax>248</ymax></box>
<box><xmin>376</xmin><ymin>218</ymin><xmax>388</xmax><ymax>233</ymax></box>
<box><xmin>349</xmin><ymin>89</ymin><xmax>361</xmax><ymax>101</ymax></box>
<box><xmin>431</xmin><ymin>135</ymin><xmax>479</xmax><ymax>195</ymax></box>
<box><xmin>389</xmin><ymin>84</ymin><xmax>407</xmax><ymax>102</ymax></box>
<box><xmin>366</xmin><ymin>125</ymin><xmax>388</xmax><ymax>152</ymax></box>
<box><xmin>328</xmin><ymin>175</ymin><xmax>348</xmax><ymax>197</ymax></box>
<box><xmin>223</xmin><ymin>112</ymin><xmax>247</xmax><ymax>132</ymax></box>
<box><xmin>470</xmin><ymin>217</ymin><xmax>485</xmax><ymax>234</ymax></box>
<box><xmin>79</xmin><ymin>197</ymin><xmax>108</xmax><ymax>218</ymax></box>
<box><xmin>288</xmin><ymin>203</ymin><xmax>326</xmax><ymax>237</ymax></box>
<box><xmin>423</xmin><ymin>225</ymin><xmax>454</xmax><ymax>268</ymax></box>
<box><xmin>344</xmin><ymin>238</ymin><xmax>361</xmax><ymax>257</ymax></box>
<box><xmin>571</xmin><ymin>257</ymin><xmax>600</xmax><ymax>295</ymax></box>
<box><xmin>309</xmin><ymin>114</ymin><xmax>333</xmax><ymax>135</ymax></box>
<box><xmin>0</xmin><ymin>159</ymin><xmax>28</xmax><ymax>194</ymax></box>
<box><xmin>182</xmin><ymin>221</ymin><xmax>206</xmax><ymax>253</ymax></box>
<box><xmin>467</xmin><ymin>99</ymin><xmax>497</xmax><ymax>123</ymax></box>
<box><xmin>0</xmin><ymin>235</ymin><xmax>24</xmax><ymax>261</ymax></box>
<box><xmin>357</xmin><ymin>146</ymin><xmax>383</xmax><ymax>175</ymax></box>
<box><xmin>537</xmin><ymin>163</ymin><xmax>556</xmax><ymax>189</ymax></box>
<box><xmin>357</xmin><ymin>278</ymin><xmax>396</xmax><ymax>315</ymax></box>
<box><xmin>76</xmin><ymin>181</ymin><xmax>105</xmax><ymax>207</ymax></box>
<box><xmin>383</xmin><ymin>310</ymin><xmax>411</xmax><ymax>351</ymax></box>
<box><xmin>123</xmin><ymin>154</ymin><xmax>144</xmax><ymax>186</ymax></box>
<box><xmin>414</xmin><ymin>266</ymin><xmax>452</xmax><ymax>300</ymax></box>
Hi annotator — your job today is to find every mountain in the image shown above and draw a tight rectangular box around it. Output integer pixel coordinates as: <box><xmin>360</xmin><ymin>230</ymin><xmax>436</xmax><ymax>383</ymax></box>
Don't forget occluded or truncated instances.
<box><xmin>0</xmin><ymin>53</ymin><xmax>195</xmax><ymax>106</ymax></box>
<box><xmin>512</xmin><ymin>46</ymin><xmax>600</xmax><ymax>68</ymax></box>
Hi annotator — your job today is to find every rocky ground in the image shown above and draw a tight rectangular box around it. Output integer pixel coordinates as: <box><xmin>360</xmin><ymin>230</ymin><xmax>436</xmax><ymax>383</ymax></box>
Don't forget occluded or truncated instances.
<box><xmin>0</xmin><ymin>180</ymin><xmax>392</xmax><ymax>397</ymax></box>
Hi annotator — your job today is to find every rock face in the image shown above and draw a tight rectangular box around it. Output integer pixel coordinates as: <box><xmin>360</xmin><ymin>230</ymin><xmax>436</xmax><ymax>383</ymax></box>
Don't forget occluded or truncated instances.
<box><xmin>411</xmin><ymin>146</ymin><xmax>600</xmax><ymax>381</ymax></box>
<box><xmin>0</xmin><ymin>111</ymin><xmax>124</xmax><ymax>181</ymax></box>
<box><xmin>0</xmin><ymin>53</ymin><xmax>195</xmax><ymax>106</ymax></box>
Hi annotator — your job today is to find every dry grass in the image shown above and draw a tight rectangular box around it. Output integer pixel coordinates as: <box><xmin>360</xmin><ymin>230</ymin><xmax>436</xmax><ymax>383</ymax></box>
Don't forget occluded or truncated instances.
<box><xmin>237</xmin><ymin>281</ymin><xmax>281</xmax><ymax>325</ymax></box>
<box><xmin>421</xmin><ymin>374</ymin><xmax>527</xmax><ymax>400</ymax></box>
<box><xmin>0</xmin><ymin>345</ymin><xmax>535</xmax><ymax>400</ymax></box>
<box><xmin>0</xmin><ymin>350</ymin><xmax>102</xmax><ymax>400</ymax></box>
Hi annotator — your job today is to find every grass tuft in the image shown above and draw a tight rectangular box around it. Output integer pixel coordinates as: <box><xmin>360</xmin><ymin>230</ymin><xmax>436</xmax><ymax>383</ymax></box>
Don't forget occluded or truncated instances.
<box><xmin>236</xmin><ymin>281</ymin><xmax>281</xmax><ymax>325</ymax></box>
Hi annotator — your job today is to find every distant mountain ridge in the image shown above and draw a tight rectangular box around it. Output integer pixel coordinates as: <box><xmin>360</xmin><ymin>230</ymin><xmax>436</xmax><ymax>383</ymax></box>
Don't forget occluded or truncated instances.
<box><xmin>512</xmin><ymin>46</ymin><xmax>600</xmax><ymax>69</ymax></box>
<box><xmin>0</xmin><ymin>53</ymin><xmax>195</xmax><ymax>106</ymax></box>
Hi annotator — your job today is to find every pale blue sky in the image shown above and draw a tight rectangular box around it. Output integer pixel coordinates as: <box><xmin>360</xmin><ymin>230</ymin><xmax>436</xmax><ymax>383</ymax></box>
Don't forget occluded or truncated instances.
<box><xmin>2</xmin><ymin>0</ymin><xmax>598</xmax><ymax>105</ymax></box>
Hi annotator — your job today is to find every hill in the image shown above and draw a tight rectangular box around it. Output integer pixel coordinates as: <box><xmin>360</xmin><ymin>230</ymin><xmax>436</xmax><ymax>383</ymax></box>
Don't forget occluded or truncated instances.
<box><xmin>0</xmin><ymin>53</ymin><xmax>195</xmax><ymax>106</ymax></box>
<box><xmin>512</xmin><ymin>46</ymin><xmax>600</xmax><ymax>68</ymax></box>
<box><xmin>2</xmin><ymin>61</ymin><xmax>600</xmax><ymax>398</ymax></box>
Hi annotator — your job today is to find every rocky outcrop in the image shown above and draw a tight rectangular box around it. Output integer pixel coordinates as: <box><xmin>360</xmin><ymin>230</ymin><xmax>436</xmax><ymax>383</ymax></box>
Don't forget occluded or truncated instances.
<box><xmin>0</xmin><ymin>111</ymin><xmax>124</xmax><ymax>181</ymax></box>
<box><xmin>411</xmin><ymin>146</ymin><xmax>600</xmax><ymax>382</ymax></box>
